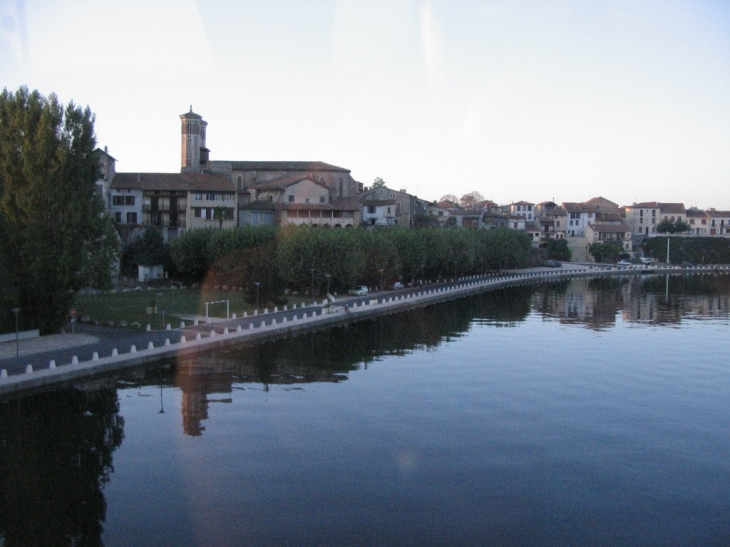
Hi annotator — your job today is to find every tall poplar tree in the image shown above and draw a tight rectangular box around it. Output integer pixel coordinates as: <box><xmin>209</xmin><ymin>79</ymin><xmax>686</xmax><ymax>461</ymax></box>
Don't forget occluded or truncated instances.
<box><xmin>0</xmin><ymin>87</ymin><xmax>118</xmax><ymax>334</ymax></box>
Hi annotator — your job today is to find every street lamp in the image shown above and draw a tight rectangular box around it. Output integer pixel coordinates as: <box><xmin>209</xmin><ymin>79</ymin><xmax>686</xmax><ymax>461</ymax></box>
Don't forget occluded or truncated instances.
<box><xmin>379</xmin><ymin>268</ymin><xmax>384</xmax><ymax>291</ymax></box>
<box><xmin>11</xmin><ymin>308</ymin><xmax>20</xmax><ymax>365</ymax></box>
<box><xmin>421</xmin><ymin>263</ymin><xmax>425</xmax><ymax>284</ymax></box>
<box><xmin>325</xmin><ymin>274</ymin><xmax>331</xmax><ymax>296</ymax></box>
<box><xmin>254</xmin><ymin>281</ymin><xmax>261</xmax><ymax>310</ymax></box>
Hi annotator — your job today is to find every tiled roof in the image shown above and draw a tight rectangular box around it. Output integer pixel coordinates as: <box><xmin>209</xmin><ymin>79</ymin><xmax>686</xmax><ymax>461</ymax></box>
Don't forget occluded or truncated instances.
<box><xmin>111</xmin><ymin>172</ymin><xmax>234</xmax><ymax>192</ymax></box>
<box><xmin>562</xmin><ymin>202</ymin><xmax>594</xmax><ymax>213</ymax></box>
<box><xmin>251</xmin><ymin>174</ymin><xmax>328</xmax><ymax>191</ymax></box>
<box><xmin>227</xmin><ymin>161</ymin><xmax>350</xmax><ymax>173</ymax></box>
<box><xmin>623</xmin><ymin>202</ymin><xmax>659</xmax><ymax>209</ymax></box>
<box><xmin>706</xmin><ymin>210</ymin><xmax>730</xmax><ymax>217</ymax></box>
<box><xmin>595</xmin><ymin>212</ymin><xmax>624</xmax><ymax>222</ymax></box>
<box><xmin>361</xmin><ymin>199</ymin><xmax>397</xmax><ymax>206</ymax></box>
<box><xmin>512</xmin><ymin>200</ymin><xmax>534</xmax><ymax>206</ymax></box>
<box><xmin>659</xmin><ymin>203</ymin><xmax>686</xmax><ymax>214</ymax></box>
<box><xmin>685</xmin><ymin>209</ymin><xmax>708</xmax><ymax>218</ymax></box>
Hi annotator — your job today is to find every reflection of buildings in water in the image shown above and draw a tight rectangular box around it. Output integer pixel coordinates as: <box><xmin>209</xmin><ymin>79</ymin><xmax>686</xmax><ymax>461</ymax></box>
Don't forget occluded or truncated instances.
<box><xmin>621</xmin><ymin>280</ymin><xmax>658</xmax><ymax>323</ymax></box>
<box><xmin>175</xmin><ymin>355</ymin><xmax>347</xmax><ymax>436</ymax></box>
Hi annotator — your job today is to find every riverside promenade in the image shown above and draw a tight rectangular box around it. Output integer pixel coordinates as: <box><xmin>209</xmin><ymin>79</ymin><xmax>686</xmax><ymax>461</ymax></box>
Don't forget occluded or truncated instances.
<box><xmin>0</xmin><ymin>264</ymin><xmax>717</xmax><ymax>398</ymax></box>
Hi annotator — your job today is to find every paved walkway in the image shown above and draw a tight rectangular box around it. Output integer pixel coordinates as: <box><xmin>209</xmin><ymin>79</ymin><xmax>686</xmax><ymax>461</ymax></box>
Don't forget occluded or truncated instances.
<box><xmin>0</xmin><ymin>333</ymin><xmax>99</xmax><ymax>359</ymax></box>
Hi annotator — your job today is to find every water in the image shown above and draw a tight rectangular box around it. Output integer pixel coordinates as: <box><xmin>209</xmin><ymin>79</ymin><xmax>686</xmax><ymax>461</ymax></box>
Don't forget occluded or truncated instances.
<box><xmin>1</xmin><ymin>273</ymin><xmax>729</xmax><ymax>546</ymax></box>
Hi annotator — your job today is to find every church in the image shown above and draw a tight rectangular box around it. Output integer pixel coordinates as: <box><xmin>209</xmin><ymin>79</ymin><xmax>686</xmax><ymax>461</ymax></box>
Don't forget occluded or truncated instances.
<box><xmin>102</xmin><ymin>109</ymin><xmax>362</xmax><ymax>242</ymax></box>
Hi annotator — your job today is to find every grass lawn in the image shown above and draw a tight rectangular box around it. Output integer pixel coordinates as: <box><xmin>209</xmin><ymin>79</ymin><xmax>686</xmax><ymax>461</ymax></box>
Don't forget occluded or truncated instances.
<box><xmin>73</xmin><ymin>288</ymin><xmax>318</xmax><ymax>328</ymax></box>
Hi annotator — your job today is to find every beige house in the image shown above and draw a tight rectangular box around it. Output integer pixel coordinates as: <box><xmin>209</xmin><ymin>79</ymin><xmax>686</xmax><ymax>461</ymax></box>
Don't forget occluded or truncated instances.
<box><xmin>585</xmin><ymin>223</ymin><xmax>633</xmax><ymax>252</ymax></box>
<box><xmin>622</xmin><ymin>202</ymin><xmax>660</xmax><ymax>236</ymax></box>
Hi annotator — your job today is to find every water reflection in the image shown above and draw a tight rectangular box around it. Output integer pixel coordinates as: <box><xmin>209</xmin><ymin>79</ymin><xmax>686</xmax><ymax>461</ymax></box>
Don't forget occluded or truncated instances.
<box><xmin>1</xmin><ymin>273</ymin><xmax>728</xmax><ymax>546</ymax></box>
<box><xmin>0</xmin><ymin>389</ymin><xmax>124</xmax><ymax>547</ymax></box>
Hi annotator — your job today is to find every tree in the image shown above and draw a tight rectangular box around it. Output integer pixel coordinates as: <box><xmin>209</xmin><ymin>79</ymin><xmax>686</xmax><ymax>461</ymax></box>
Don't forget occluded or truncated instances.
<box><xmin>213</xmin><ymin>206</ymin><xmax>228</xmax><ymax>228</ymax></box>
<box><xmin>546</xmin><ymin>239</ymin><xmax>572</xmax><ymax>261</ymax></box>
<box><xmin>439</xmin><ymin>194</ymin><xmax>458</xmax><ymax>205</ymax></box>
<box><xmin>372</xmin><ymin>177</ymin><xmax>386</xmax><ymax>188</ymax></box>
<box><xmin>0</xmin><ymin>87</ymin><xmax>119</xmax><ymax>333</ymax></box>
<box><xmin>459</xmin><ymin>191</ymin><xmax>484</xmax><ymax>209</ymax></box>
<box><xmin>588</xmin><ymin>241</ymin><xmax>623</xmax><ymax>263</ymax></box>
<box><xmin>657</xmin><ymin>218</ymin><xmax>691</xmax><ymax>234</ymax></box>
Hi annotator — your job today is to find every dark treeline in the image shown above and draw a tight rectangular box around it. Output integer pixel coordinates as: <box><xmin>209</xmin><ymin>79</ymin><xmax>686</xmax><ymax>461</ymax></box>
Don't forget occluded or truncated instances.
<box><xmin>170</xmin><ymin>225</ymin><xmax>536</xmax><ymax>302</ymax></box>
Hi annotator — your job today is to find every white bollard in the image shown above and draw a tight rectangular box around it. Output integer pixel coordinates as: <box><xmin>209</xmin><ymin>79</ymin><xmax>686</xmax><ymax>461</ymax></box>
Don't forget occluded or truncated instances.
<box><xmin>112</xmin><ymin>348</ymin><xmax>118</xmax><ymax>356</ymax></box>
<box><xmin>180</xmin><ymin>321</ymin><xmax>186</xmax><ymax>328</ymax></box>
<box><xmin>260</xmin><ymin>320</ymin><xmax>265</xmax><ymax>327</ymax></box>
<box><xmin>292</xmin><ymin>304</ymin><xmax>297</xmax><ymax>309</ymax></box>
<box><xmin>274</xmin><ymin>306</ymin><xmax>278</xmax><ymax>312</ymax></box>
<box><xmin>249</xmin><ymin>323</ymin><xmax>254</xmax><ymax>330</ymax></box>
<box><xmin>130</xmin><ymin>345</ymin><xmax>137</xmax><ymax>353</ymax></box>
<box><xmin>72</xmin><ymin>355</ymin><xmax>79</xmax><ymax>364</ymax></box>
<box><xmin>243</xmin><ymin>311</ymin><xmax>248</xmax><ymax>318</ymax></box>
<box><xmin>92</xmin><ymin>352</ymin><xmax>99</xmax><ymax>360</ymax></box>
<box><xmin>166</xmin><ymin>324</ymin><xmax>171</xmax><ymax>330</ymax></box>
<box><xmin>196</xmin><ymin>333</ymin><xmax>202</xmax><ymax>340</ymax></box>
<box><xmin>148</xmin><ymin>342</ymin><xmax>154</xmax><ymax>350</ymax></box>
<box><xmin>283</xmin><ymin>317</ymin><xmax>287</xmax><ymax>323</ymax></box>
<box><xmin>272</xmin><ymin>319</ymin><xmax>277</xmax><ymax>325</ymax></box>
<box><xmin>284</xmin><ymin>305</ymin><xmax>288</xmax><ymax>311</ymax></box>
<box><xmin>0</xmin><ymin>369</ymin><xmax>6</xmax><ymax>379</ymax></box>
<box><xmin>165</xmin><ymin>339</ymin><xmax>170</xmax><ymax>346</ymax></box>
<box><xmin>254</xmin><ymin>310</ymin><xmax>258</xmax><ymax>316</ymax></box>
<box><xmin>224</xmin><ymin>327</ymin><xmax>229</xmax><ymax>335</ymax></box>
<box><xmin>194</xmin><ymin>319</ymin><xmax>199</xmax><ymax>326</ymax></box>
<box><xmin>237</xmin><ymin>325</ymin><xmax>242</xmax><ymax>332</ymax></box>
<box><xmin>264</xmin><ymin>308</ymin><xmax>269</xmax><ymax>314</ymax></box>
<box><xmin>49</xmin><ymin>360</ymin><xmax>56</xmax><ymax>369</ymax></box>
<box><xmin>232</xmin><ymin>313</ymin><xmax>237</xmax><ymax>319</ymax></box>
<box><xmin>207</xmin><ymin>317</ymin><xmax>212</xmax><ymax>324</ymax></box>
<box><xmin>25</xmin><ymin>364</ymin><xmax>33</xmax><ymax>374</ymax></box>
<box><xmin>210</xmin><ymin>330</ymin><xmax>216</xmax><ymax>337</ymax></box>
<box><xmin>181</xmin><ymin>335</ymin><xmax>187</xmax><ymax>343</ymax></box>
<box><xmin>146</xmin><ymin>324</ymin><xmax>151</xmax><ymax>331</ymax></box>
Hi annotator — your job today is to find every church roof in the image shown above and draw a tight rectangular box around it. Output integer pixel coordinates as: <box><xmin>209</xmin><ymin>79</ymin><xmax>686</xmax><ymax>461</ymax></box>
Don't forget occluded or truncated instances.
<box><xmin>228</xmin><ymin>161</ymin><xmax>350</xmax><ymax>173</ymax></box>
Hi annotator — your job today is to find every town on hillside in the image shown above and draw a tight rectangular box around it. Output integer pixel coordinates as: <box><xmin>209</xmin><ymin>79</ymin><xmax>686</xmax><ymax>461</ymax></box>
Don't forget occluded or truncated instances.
<box><xmin>96</xmin><ymin>109</ymin><xmax>730</xmax><ymax>261</ymax></box>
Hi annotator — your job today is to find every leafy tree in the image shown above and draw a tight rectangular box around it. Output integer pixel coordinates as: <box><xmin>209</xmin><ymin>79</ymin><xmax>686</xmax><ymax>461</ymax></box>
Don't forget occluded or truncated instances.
<box><xmin>445</xmin><ymin>216</ymin><xmax>458</xmax><ymax>228</ymax></box>
<box><xmin>588</xmin><ymin>241</ymin><xmax>623</xmax><ymax>263</ymax></box>
<box><xmin>546</xmin><ymin>238</ymin><xmax>572</xmax><ymax>261</ymax></box>
<box><xmin>0</xmin><ymin>87</ymin><xmax>118</xmax><ymax>333</ymax></box>
<box><xmin>459</xmin><ymin>191</ymin><xmax>484</xmax><ymax>209</ymax></box>
<box><xmin>121</xmin><ymin>226</ymin><xmax>171</xmax><ymax>277</ymax></box>
<box><xmin>439</xmin><ymin>194</ymin><xmax>458</xmax><ymax>204</ymax></box>
<box><xmin>657</xmin><ymin>218</ymin><xmax>691</xmax><ymax>234</ymax></box>
<box><xmin>372</xmin><ymin>177</ymin><xmax>386</xmax><ymax>188</ymax></box>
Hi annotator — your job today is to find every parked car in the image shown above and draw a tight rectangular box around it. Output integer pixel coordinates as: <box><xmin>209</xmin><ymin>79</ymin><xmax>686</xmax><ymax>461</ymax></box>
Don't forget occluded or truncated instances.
<box><xmin>349</xmin><ymin>286</ymin><xmax>368</xmax><ymax>296</ymax></box>
<box><xmin>617</xmin><ymin>260</ymin><xmax>632</xmax><ymax>266</ymax></box>
<box><xmin>389</xmin><ymin>282</ymin><xmax>404</xmax><ymax>290</ymax></box>
<box><xmin>639</xmin><ymin>257</ymin><xmax>654</xmax><ymax>265</ymax></box>
<box><xmin>681</xmin><ymin>261</ymin><xmax>693</xmax><ymax>267</ymax></box>
<box><xmin>544</xmin><ymin>260</ymin><xmax>562</xmax><ymax>268</ymax></box>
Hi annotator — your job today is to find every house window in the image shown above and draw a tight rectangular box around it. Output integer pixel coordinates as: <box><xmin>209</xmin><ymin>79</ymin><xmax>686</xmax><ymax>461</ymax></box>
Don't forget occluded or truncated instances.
<box><xmin>193</xmin><ymin>193</ymin><xmax>202</xmax><ymax>201</ymax></box>
<box><xmin>289</xmin><ymin>195</ymin><xmax>295</xmax><ymax>202</ymax></box>
<box><xmin>125</xmin><ymin>196</ymin><xmax>135</xmax><ymax>206</ymax></box>
<box><xmin>368</xmin><ymin>206</ymin><xmax>376</xmax><ymax>214</ymax></box>
<box><xmin>112</xmin><ymin>195</ymin><xmax>124</xmax><ymax>206</ymax></box>
<box><xmin>640</xmin><ymin>209</ymin><xmax>643</xmax><ymax>217</ymax></box>
<box><xmin>126</xmin><ymin>212</ymin><xmax>137</xmax><ymax>224</ymax></box>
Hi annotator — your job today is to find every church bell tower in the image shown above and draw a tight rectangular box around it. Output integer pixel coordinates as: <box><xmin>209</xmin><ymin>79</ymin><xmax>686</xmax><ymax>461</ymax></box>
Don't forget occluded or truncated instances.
<box><xmin>180</xmin><ymin>107</ymin><xmax>209</xmax><ymax>171</ymax></box>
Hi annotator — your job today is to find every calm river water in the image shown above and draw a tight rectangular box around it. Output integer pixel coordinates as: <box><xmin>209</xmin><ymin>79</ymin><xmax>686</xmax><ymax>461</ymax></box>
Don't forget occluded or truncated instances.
<box><xmin>1</xmin><ymin>273</ymin><xmax>729</xmax><ymax>546</ymax></box>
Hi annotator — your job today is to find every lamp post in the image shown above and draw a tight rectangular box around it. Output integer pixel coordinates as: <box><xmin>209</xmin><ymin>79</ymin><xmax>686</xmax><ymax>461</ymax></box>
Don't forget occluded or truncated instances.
<box><xmin>379</xmin><ymin>268</ymin><xmax>384</xmax><ymax>291</ymax></box>
<box><xmin>310</xmin><ymin>267</ymin><xmax>315</xmax><ymax>297</ymax></box>
<box><xmin>254</xmin><ymin>281</ymin><xmax>261</xmax><ymax>310</ymax></box>
<box><xmin>421</xmin><ymin>263</ymin><xmax>425</xmax><ymax>284</ymax></box>
<box><xmin>11</xmin><ymin>308</ymin><xmax>20</xmax><ymax>365</ymax></box>
<box><xmin>325</xmin><ymin>274</ymin><xmax>331</xmax><ymax>296</ymax></box>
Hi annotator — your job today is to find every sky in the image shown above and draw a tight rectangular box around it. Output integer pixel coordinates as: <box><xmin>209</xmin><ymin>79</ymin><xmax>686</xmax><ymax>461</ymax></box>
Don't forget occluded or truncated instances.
<box><xmin>3</xmin><ymin>0</ymin><xmax>730</xmax><ymax>209</ymax></box>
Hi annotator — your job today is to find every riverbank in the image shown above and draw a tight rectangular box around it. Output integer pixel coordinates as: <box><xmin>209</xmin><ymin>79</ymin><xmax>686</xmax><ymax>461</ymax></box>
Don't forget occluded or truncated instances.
<box><xmin>1</xmin><ymin>264</ymin><xmax>726</xmax><ymax>398</ymax></box>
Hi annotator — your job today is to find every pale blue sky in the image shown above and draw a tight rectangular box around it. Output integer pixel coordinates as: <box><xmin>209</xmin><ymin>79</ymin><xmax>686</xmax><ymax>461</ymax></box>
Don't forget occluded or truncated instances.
<box><xmin>3</xmin><ymin>0</ymin><xmax>730</xmax><ymax>208</ymax></box>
